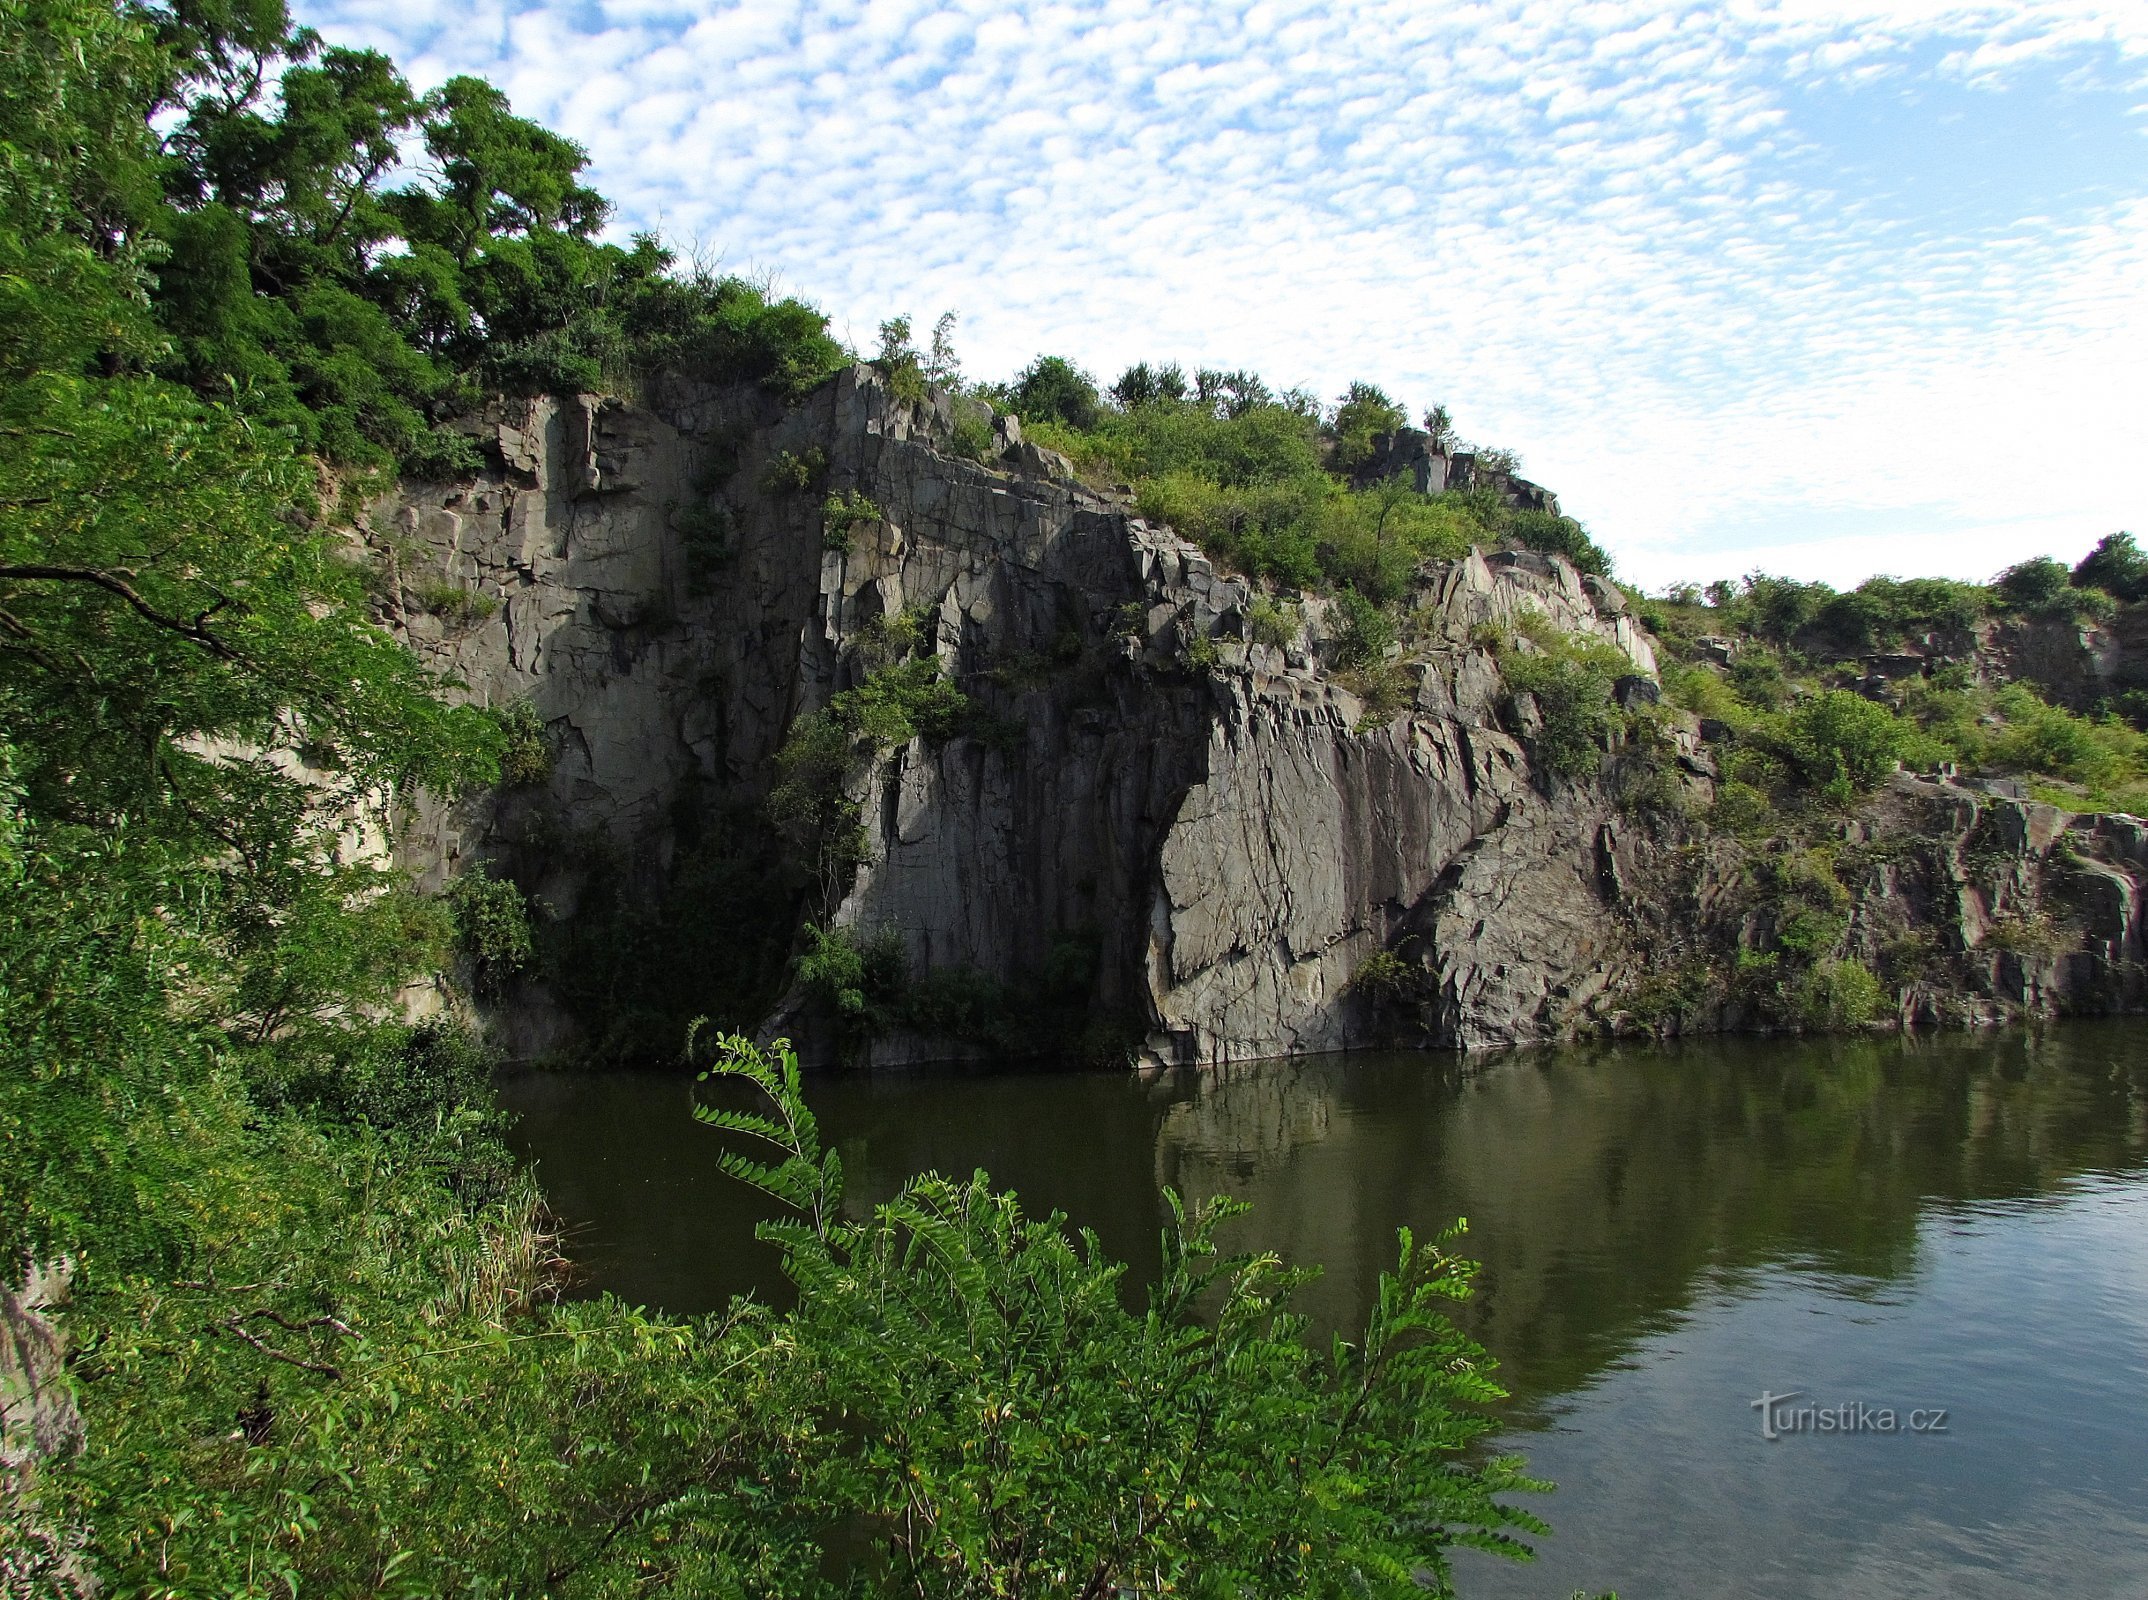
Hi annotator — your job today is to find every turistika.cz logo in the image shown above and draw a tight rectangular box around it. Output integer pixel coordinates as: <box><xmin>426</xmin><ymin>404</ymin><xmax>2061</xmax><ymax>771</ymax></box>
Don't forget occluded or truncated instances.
<box><xmin>1750</xmin><ymin>1390</ymin><xmax>1951</xmax><ymax>1441</ymax></box>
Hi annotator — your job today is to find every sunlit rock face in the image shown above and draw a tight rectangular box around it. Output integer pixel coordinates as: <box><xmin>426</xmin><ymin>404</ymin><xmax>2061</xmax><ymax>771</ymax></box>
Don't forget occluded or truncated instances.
<box><xmin>374</xmin><ymin>369</ymin><xmax>2147</xmax><ymax>1066</ymax></box>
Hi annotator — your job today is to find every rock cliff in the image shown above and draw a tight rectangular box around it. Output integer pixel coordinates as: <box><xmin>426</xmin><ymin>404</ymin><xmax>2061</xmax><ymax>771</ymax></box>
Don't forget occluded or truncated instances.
<box><xmin>371</xmin><ymin>369</ymin><xmax>2147</xmax><ymax>1065</ymax></box>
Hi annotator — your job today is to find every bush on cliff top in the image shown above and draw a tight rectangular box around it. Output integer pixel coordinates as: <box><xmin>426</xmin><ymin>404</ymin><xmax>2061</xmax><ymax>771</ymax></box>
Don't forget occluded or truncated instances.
<box><xmin>999</xmin><ymin>359</ymin><xmax>1609</xmax><ymax>594</ymax></box>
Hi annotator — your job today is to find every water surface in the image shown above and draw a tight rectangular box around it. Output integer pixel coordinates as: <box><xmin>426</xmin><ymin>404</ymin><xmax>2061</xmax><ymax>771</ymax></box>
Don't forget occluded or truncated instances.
<box><xmin>501</xmin><ymin>1024</ymin><xmax>2148</xmax><ymax>1599</ymax></box>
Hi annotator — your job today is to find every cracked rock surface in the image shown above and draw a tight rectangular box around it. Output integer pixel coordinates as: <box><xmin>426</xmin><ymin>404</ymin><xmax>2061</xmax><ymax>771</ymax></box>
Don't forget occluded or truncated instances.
<box><xmin>373</xmin><ymin>369</ymin><xmax>2148</xmax><ymax>1065</ymax></box>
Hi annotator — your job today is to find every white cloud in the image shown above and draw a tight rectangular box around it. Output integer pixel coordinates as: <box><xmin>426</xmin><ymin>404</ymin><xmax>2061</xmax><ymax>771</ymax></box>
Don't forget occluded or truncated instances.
<box><xmin>305</xmin><ymin>0</ymin><xmax>2148</xmax><ymax>589</ymax></box>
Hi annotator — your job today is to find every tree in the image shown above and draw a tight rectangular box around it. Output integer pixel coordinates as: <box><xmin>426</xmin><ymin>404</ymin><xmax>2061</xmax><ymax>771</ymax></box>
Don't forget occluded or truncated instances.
<box><xmin>1110</xmin><ymin>359</ymin><xmax>1187</xmax><ymax>409</ymax></box>
<box><xmin>1331</xmin><ymin>380</ymin><xmax>1406</xmax><ymax>470</ymax></box>
<box><xmin>1008</xmin><ymin>353</ymin><xmax>1101</xmax><ymax>429</ymax></box>
<box><xmin>2073</xmin><ymin>532</ymin><xmax>2148</xmax><ymax>604</ymax></box>
<box><xmin>1995</xmin><ymin>556</ymin><xmax>2071</xmax><ymax>611</ymax></box>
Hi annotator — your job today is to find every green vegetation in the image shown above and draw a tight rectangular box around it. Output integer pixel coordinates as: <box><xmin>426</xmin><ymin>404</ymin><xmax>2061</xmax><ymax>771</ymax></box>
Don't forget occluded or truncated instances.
<box><xmin>1617</xmin><ymin>553</ymin><xmax>2148</xmax><ymax>1037</ymax></box>
<box><xmin>820</xmin><ymin>486</ymin><xmax>882</xmax><ymax>550</ymax></box>
<box><xmin>1249</xmin><ymin>593</ymin><xmax>1301</xmax><ymax>648</ymax></box>
<box><xmin>1486</xmin><ymin>615</ymin><xmax>1644</xmax><ymax>780</ymax></box>
<box><xmin>760</xmin><ymin>445</ymin><xmax>827</xmax><ymax>495</ymax></box>
<box><xmin>1646</xmin><ymin>567</ymin><xmax>2148</xmax><ymax>817</ymax></box>
<box><xmin>767</xmin><ymin>657</ymin><xmax>987</xmax><ymax>912</ymax></box>
<box><xmin>490</xmin><ymin>697</ymin><xmax>553</xmax><ymax>785</ymax></box>
<box><xmin>12</xmin><ymin>0</ymin><xmax>841</xmax><ymax>482</ymax></box>
<box><xmin>446</xmin><ymin>863</ymin><xmax>535</xmax><ymax>994</ymax></box>
<box><xmin>984</xmin><ymin>357</ymin><xmax>1608</xmax><ymax>599</ymax></box>
<box><xmin>7</xmin><ymin>9</ymin><xmax>1557</xmax><ymax>1592</ymax></box>
<box><xmin>685</xmin><ymin>1033</ymin><xmax>1550</xmax><ymax>1598</ymax></box>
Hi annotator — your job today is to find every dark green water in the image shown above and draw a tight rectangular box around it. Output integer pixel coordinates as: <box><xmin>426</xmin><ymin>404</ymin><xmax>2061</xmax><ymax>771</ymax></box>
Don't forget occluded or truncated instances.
<box><xmin>500</xmin><ymin>1023</ymin><xmax>2148</xmax><ymax>1599</ymax></box>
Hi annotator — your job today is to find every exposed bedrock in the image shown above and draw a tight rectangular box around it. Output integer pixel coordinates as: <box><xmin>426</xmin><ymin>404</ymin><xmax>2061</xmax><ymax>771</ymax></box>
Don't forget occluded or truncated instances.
<box><xmin>372</xmin><ymin>369</ymin><xmax>2145</xmax><ymax>1065</ymax></box>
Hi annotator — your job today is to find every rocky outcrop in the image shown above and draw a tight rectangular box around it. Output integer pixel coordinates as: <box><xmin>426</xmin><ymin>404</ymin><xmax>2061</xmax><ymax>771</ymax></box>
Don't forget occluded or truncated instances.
<box><xmin>371</xmin><ymin>369</ymin><xmax>2147</xmax><ymax>1066</ymax></box>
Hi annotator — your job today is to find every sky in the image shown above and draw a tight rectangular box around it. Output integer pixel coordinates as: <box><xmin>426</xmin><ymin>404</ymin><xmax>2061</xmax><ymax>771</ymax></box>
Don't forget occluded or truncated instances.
<box><xmin>304</xmin><ymin>0</ymin><xmax>2148</xmax><ymax>591</ymax></box>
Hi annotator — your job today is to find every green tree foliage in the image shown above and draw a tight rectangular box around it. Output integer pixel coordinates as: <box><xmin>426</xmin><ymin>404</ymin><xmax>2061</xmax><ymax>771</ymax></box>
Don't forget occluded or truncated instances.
<box><xmin>1331</xmin><ymin>588</ymin><xmax>1398</xmax><ymax>668</ymax></box>
<box><xmin>0</xmin><ymin>0</ymin><xmax>515</xmax><ymax>1272</ymax></box>
<box><xmin>1713</xmin><ymin>572</ymin><xmax>1988</xmax><ymax>649</ymax></box>
<box><xmin>1995</xmin><ymin>556</ymin><xmax>2072</xmax><ymax>612</ymax></box>
<box><xmin>7</xmin><ymin>9</ymin><xmax>1573</xmax><ymax>1595</ymax></box>
<box><xmin>1006</xmin><ymin>353</ymin><xmax>1101</xmax><ymax>429</ymax></box>
<box><xmin>691</xmin><ymin>1032</ymin><xmax>1551</xmax><ymax>1599</ymax></box>
<box><xmin>1780</xmin><ymin>691</ymin><xmax>1910</xmax><ymax>796</ymax></box>
<box><xmin>1024</xmin><ymin>362</ymin><xmax>1611</xmax><ymax>592</ymax></box>
<box><xmin>1110</xmin><ymin>358</ymin><xmax>1189</xmax><ymax>408</ymax></box>
<box><xmin>2072</xmin><ymin>531</ymin><xmax>2148</xmax><ymax>603</ymax></box>
<box><xmin>18</xmin><ymin>0</ymin><xmax>843</xmax><ymax>479</ymax></box>
<box><xmin>1331</xmin><ymin>379</ymin><xmax>1407</xmax><ymax>470</ymax></box>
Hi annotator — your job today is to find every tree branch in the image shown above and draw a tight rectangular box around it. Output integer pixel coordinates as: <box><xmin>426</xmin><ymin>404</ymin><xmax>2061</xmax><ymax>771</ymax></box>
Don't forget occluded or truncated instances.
<box><xmin>0</xmin><ymin>565</ymin><xmax>241</xmax><ymax>660</ymax></box>
<box><xmin>209</xmin><ymin>1311</ymin><xmax>351</xmax><ymax>1379</ymax></box>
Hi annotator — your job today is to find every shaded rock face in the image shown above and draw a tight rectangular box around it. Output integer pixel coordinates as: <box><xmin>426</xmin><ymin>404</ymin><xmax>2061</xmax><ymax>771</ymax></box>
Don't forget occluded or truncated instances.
<box><xmin>375</xmin><ymin>369</ymin><xmax>2146</xmax><ymax>1065</ymax></box>
<box><xmin>376</xmin><ymin>369</ymin><xmax>1670</xmax><ymax>1063</ymax></box>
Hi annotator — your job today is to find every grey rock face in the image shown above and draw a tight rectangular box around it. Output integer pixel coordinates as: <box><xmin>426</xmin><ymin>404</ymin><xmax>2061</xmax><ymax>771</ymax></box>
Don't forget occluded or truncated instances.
<box><xmin>372</xmin><ymin>368</ymin><xmax>2144</xmax><ymax>1066</ymax></box>
<box><xmin>374</xmin><ymin>368</ymin><xmax>1666</xmax><ymax>1063</ymax></box>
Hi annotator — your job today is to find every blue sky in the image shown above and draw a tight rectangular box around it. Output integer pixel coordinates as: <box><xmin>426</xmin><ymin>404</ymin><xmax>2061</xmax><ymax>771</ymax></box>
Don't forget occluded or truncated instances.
<box><xmin>307</xmin><ymin>0</ymin><xmax>2148</xmax><ymax>590</ymax></box>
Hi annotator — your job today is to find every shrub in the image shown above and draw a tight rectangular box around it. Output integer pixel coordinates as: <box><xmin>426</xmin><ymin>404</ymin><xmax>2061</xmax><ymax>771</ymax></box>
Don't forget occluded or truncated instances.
<box><xmin>402</xmin><ymin>427</ymin><xmax>484</xmax><ymax>481</ymax></box>
<box><xmin>850</xmin><ymin>604</ymin><xmax>930</xmax><ymax>670</ymax></box>
<box><xmin>1612</xmin><ymin>751</ymin><xmax>1684</xmax><ymax>817</ymax></box>
<box><xmin>1984</xmin><ymin>684</ymin><xmax>2148</xmax><ymax>798</ymax></box>
<box><xmin>1993</xmin><ymin>557</ymin><xmax>2115</xmax><ymax>622</ymax></box>
<box><xmin>1996</xmin><ymin>556</ymin><xmax>2071</xmax><ymax>611</ymax></box>
<box><xmin>1492</xmin><ymin>620</ymin><xmax>1631</xmax><ymax>778</ymax></box>
<box><xmin>1987</xmin><ymin>910</ymin><xmax>2070</xmax><ymax>960</ymax></box>
<box><xmin>674</xmin><ymin>497</ymin><xmax>736</xmax><ymax>583</ymax></box>
<box><xmin>1662</xmin><ymin>663</ymin><xmax>1745</xmax><ymax>725</ymax></box>
<box><xmin>1810</xmin><ymin>576</ymin><xmax>1987</xmax><ymax>650</ymax></box>
<box><xmin>1330</xmin><ymin>589</ymin><xmax>1397</xmax><ymax>668</ymax></box>
<box><xmin>1797</xmin><ymin>958</ymin><xmax>1884</xmax><ymax>1029</ymax></box>
<box><xmin>759</xmin><ymin>446</ymin><xmax>826</xmax><ymax>495</ymax></box>
<box><xmin>2073</xmin><ymin>532</ymin><xmax>2148</xmax><ymax>603</ymax></box>
<box><xmin>795</xmin><ymin>922</ymin><xmax>907</xmax><ymax>1030</ymax></box>
<box><xmin>1741</xmin><ymin>574</ymin><xmax>1831</xmax><ymax>642</ymax></box>
<box><xmin>413</xmin><ymin>575</ymin><xmax>498</xmax><ymax>621</ymax></box>
<box><xmin>1351</xmin><ymin>948</ymin><xmax>1414</xmax><ymax>995</ymax></box>
<box><xmin>873</xmin><ymin>315</ymin><xmax>928</xmax><ymax>401</ymax></box>
<box><xmin>1110</xmin><ymin>360</ymin><xmax>1189</xmax><ymax>409</ymax></box>
<box><xmin>689</xmin><ymin>1033</ymin><xmax>1553</xmax><ymax>1599</ymax></box>
<box><xmin>1709</xmin><ymin>779</ymin><xmax>1773</xmax><ymax>836</ymax></box>
<box><xmin>821</xmin><ymin>488</ymin><xmax>882</xmax><ymax>551</ymax></box>
<box><xmin>1781</xmin><ymin>691</ymin><xmax>1910</xmax><ymax>794</ymax></box>
<box><xmin>947</xmin><ymin>402</ymin><xmax>997</xmax><ymax>462</ymax></box>
<box><xmin>1506</xmin><ymin>509</ymin><xmax>1609</xmax><ymax>577</ymax></box>
<box><xmin>1727</xmin><ymin>647</ymin><xmax>1788</xmax><ymax>711</ymax></box>
<box><xmin>1776</xmin><ymin>906</ymin><xmax>1845</xmax><ymax>959</ymax></box>
<box><xmin>1330</xmin><ymin>380</ymin><xmax>1406</xmax><ymax>470</ymax></box>
<box><xmin>490</xmin><ymin>700</ymin><xmax>552</xmax><ymax>787</ymax></box>
<box><xmin>829</xmin><ymin>657</ymin><xmax>972</xmax><ymax>748</ymax></box>
<box><xmin>446</xmin><ymin>866</ymin><xmax>533</xmax><ymax>995</ymax></box>
<box><xmin>1248</xmin><ymin>595</ymin><xmax>1299</xmax><ymax>649</ymax></box>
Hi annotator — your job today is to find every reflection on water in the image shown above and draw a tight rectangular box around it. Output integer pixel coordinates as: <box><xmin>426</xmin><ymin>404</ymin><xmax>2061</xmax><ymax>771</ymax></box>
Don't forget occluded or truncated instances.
<box><xmin>501</xmin><ymin>1023</ymin><xmax>2148</xmax><ymax>1600</ymax></box>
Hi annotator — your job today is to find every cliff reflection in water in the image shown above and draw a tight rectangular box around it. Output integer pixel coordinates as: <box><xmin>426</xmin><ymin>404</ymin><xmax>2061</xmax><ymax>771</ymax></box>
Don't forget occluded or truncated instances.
<box><xmin>1143</xmin><ymin>1025</ymin><xmax>2148</xmax><ymax>1411</ymax></box>
<box><xmin>503</xmin><ymin>1022</ymin><xmax>2148</xmax><ymax>1420</ymax></box>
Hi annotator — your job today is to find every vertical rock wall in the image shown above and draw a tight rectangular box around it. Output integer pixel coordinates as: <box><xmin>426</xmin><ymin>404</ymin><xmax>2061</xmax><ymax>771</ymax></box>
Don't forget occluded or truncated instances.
<box><xmin>374</xmin><ymin>367</ymin><xmax>2140</xmax><ymax>1067</ymax></box>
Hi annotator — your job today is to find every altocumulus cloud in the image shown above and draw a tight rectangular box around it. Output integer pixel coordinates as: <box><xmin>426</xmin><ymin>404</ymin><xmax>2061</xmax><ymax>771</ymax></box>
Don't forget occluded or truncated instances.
<box><xmin>307</xmin><ymin>0</ymin><xmax>2147</xmax><ymax>589</ymax></box>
